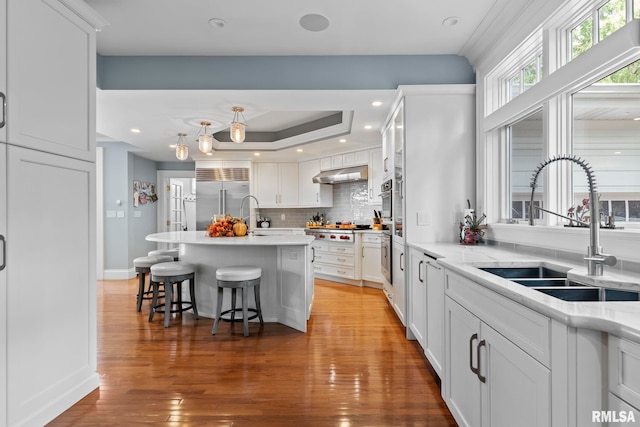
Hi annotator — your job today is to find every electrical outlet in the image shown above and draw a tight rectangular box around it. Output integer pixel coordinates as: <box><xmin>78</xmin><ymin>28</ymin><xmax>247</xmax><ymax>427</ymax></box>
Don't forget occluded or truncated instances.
<box><xmin>281</xmin><ymin>214</ymin><xmax>286</xmax><ymax>220</ymax></box>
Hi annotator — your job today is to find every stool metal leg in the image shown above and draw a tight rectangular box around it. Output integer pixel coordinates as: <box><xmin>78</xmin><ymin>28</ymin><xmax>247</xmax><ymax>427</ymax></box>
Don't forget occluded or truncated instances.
<box><xmin>149</xmin><ymin>280</ymin><xmax>159</xmax><ymax>322</ymax></box>
<box><xmin>212</xmin><ymin>285</ymin><xmax>224</xmax><ymax>334</ymax></box>
<box><xmin>254</xmin><ymin>282</ymin><xmax>264</xmax><ymax>324</ymax></box>
<box><xmin>189</xmin><ymin>277</ymin><xmax>199</xmax><ymax>319</ymax></box>
<box><xmin>230</xmin><ymin>288</ymin><xmax>237</xmax><ymax>322</ymax></box>
<box><xmin>242</xmin><ymin>286</ymin><xmax>249</xmax><ymax>337</ymax></box>
<box><xmin>164</xmin><ymin>279</ymin><xmax>172</xmax><ymax>328</ymax></box>
<box><xmin>136</xmin><ymin>270</ymin><xmax>146</xmax><ymax>312</ymax></box>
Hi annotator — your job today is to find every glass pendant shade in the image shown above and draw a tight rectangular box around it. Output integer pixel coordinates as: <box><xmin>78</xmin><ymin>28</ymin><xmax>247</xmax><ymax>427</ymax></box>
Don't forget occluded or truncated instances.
<box><xmin>197</xmin><ymin>121</ymin><xmax>214</xmax><ymax>153</ymax></box>
<box><xmin>230</xmin><ymin>122</ymin><xmax>245</xmax><ymax>143</ymax></box>
<box><xmin>230</xmin><ymin>106</ymin><xmax>246</xmax><ymax>143</ymax></box>
<box><xmin>175</xmin><ymin>132</ymin><xmax>189</xmax><ymax>160</ymax></box>
<box><xmin>198</xmin><ymin>134</ymin><xmax>214</xmax><ymax>153</ymax></box>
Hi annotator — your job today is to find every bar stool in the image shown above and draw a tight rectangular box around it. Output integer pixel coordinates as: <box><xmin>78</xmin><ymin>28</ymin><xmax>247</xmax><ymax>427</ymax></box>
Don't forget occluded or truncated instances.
<box><xmin>133</xmin><ymin>255</ymin><xmax>173</xmax><ymax>312</ymax></box>
<box><xmin>212</xmin><ymin>266</ymin><xmax>264</xmax><ymax>337</ymax></box>
<box><xmin>149</xmin><ymin>261</ymin><xmax>199</xmax><ymax>328</ymax></box>
<box><xmin>148</xmin><ymin>248</ymin><xmax>179</xmax><ymax>261</ymax></box>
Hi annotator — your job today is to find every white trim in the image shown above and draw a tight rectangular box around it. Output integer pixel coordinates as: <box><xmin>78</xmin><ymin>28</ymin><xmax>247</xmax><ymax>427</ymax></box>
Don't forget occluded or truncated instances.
<box><xmin>58</xmin><ymin>0</ymin><xmax>110</xmax><ymax>31</ymax></box>
<box><xmin>96</xmin><ymin>147</ymin><xmax>104</xmax><ymax>280</ymax></box>
<box><xmin>104</xmin><ymin>268</ymin><xmax>136</xmax><ymax>280</ymax></box>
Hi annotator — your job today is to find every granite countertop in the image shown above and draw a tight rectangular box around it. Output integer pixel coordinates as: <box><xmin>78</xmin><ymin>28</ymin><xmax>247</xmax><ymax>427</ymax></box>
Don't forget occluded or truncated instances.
<box><xmin>408</xmin><ymin>242</ymin><xmax>640</xmax><ymax>343</ymax></box>
<box><xmin>147</xmin><ymin>231</ymin><xmax>315</xmax><ymax>246</ymax></box>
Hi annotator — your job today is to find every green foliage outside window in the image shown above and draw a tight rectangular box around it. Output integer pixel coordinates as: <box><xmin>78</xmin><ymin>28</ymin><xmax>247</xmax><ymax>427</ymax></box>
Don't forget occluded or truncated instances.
<box><xmin>572</xmin><ymin>17</ymin><xmax>592</xmax><ymax>59</ymax></box>
<box><xmin>598</xmin><ymin>58</ymin><xmax>640</xmax><ymax>83</ymax></box>
<box><xmin>599</xmin><ymin>0</ymin><xmax>626</xmax><ymax>41</ymax></box>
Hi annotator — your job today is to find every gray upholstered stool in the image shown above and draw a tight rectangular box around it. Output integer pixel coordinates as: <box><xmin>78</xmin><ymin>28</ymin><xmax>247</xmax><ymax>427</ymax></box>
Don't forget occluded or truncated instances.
<box><xmin>212</xmin><ymin>266</ymin><xmax>264</xmax><ymax>337</ymax></box>
<box><xmin>133</xmin><ymin>255</ymin><xmax>173</xmax><ymax>312</ymax></box>
<box><xmin>148</xmin><ymin>248</ymin><xmax>179</xmax><ymax>261</ymax></box>
<box><xmin>149</xmin><ymin>261</ymin><xmax>199</xmax><ymax>328</ymax></box>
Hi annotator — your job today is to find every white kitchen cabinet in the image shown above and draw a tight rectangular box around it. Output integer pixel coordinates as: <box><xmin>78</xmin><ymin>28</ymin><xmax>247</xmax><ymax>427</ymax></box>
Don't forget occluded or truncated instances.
<box><xmin>320</xmin><ymin>157</ymin><xmax>332</xmax><ymax>171</ymax></box>
<box><xmin>381</xmin><ymin>119</ymin><xmax>393</xmax><ymax>179</ymax></box>
<box><xmin>255</xmin><ymin>162</ymin><xmax>299</xmax><ymax>207</ymax></box>
<box><xmin>298</xmin><ymin>159</ymin><xmax>333</xmax><ymax>207</ymax></box>
<box><xmin>368</xmin><ymin>147</ymin><xmax>383</xmax><ymax>203</ymax></box>
<box><xmin>0</xmin><ymin>2</ymin><xmax>101</xmax><ymax>425</ymax></box>
<box><xmin>6</xmin><ymin>0</ymin><xmax>96</xmax><ymax>161</ymax></box>
<box><xmin>361</xmin><ymin>232</ymin><xmax>382</xmax><ymax>283</ymax></box>
<box><xmin>312</xmin><ymin>240</ymin><xmax>359</xmax><ymax>281</ymax></box>
<box><xmin>425</xmin><ymin>255</ymin><xmax>445</xmax><ymax>378</ymax></box>
<box><xmin>407</xmin><ymin>247</ymin><xmax>426</xmax><ymax>349</ymax></box>
<box><xmin>444</xmin><ymin>270</ymin><xmax>551</xmax><ymax>427</ymax></box>
<box><xmin>445</xmin><ymin>297</ymin><xmax>551</xmax><ymax>427</ymax></box>
<box><xmin>331</xmin><ymin>154</ymin><xmax>343</xmax><ymax>169</ymax></box>
<box><xmin>609</xmin><ymin>335</ymin><xmax>640</xmax><ymax>413</ymax></box>
<box><xmin>392</xmin><ymin>239</ymin><xmax>406</xmax><ymax>325</ymax></box>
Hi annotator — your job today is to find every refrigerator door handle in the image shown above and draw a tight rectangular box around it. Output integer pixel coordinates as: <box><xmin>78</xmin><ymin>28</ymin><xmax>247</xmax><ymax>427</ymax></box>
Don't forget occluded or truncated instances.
<box><xmin>221</xmin><ymin>188</ymin><xmax>227</xmax><ymax>215</ymax></box>
<box><xmin>218</xmin><ymin>188</ymin><xmax>224</xmax><ymax>216</ymax></box>
<box><xmin>0</xmin><ymin>235</ymin><xmax>5</xmax><ymax>271</ymax></box>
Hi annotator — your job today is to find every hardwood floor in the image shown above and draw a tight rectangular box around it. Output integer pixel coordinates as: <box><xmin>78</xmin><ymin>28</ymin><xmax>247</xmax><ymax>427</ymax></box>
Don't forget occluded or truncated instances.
<box><xmin>48</xmin><ymin>278</ymin><xmax>456</xmax><ymax>426</ymax></box>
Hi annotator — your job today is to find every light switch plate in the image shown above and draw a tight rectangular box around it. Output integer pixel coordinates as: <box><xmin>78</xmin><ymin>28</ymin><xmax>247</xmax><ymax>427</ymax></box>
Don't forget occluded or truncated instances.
<box><xmin>106</xmin><ymin>211</ymin><xmax>116</xmax><ymax>218</ymax></box>
<box><xmin>417</xmin><ymin>212</ymin><xmax>430</xmax><ymax>226</ymax></box>
<box><xmin>134</xmin><ymin>211</ymin><xmax>142</xmax><ymax>218</ymax></box>
<box><xmin>117</xmin><ymin>211</ymin><xmax>125</xmax><ymax>218</ymax></box>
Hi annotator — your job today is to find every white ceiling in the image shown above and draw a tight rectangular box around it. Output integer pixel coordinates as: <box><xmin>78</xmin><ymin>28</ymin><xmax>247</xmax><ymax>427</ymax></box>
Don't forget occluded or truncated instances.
<box><xmin>86</xmin><ymin>0</ymin><xmax>519</xmax><ymax>163</ymax></box>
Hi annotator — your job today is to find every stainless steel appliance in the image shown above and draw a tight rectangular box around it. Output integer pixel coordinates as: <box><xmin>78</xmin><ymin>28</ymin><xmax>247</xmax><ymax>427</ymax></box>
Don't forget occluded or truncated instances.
<box><xmin>195</xmin><ymin>167</ymin><xmax>250</xmax><ymax>230</ymax></box>
<box><xmin>305</xmin><ymin>228</ymin><xmax>355</xmax><ymax>242</ymax></box>
<box><xmin>393</xmin><ymin>175</ymin><xmax>403</xmax><ymax>238</ymax></box>
<box><xmin>381</xmin><ymin>179</ymin><xmax>392</xmax><ymax>220</ymax></box>
<box><xmin>381</xmin><ymin>230</ymin><xmax>392</xmax><ymax>283</ymax></box>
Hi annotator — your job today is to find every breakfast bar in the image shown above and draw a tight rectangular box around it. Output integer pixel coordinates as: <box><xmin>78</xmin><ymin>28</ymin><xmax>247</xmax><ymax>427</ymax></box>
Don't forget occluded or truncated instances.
<box><xmin>146</xmin><ymin>231</ymin><xmax>315</xmax><ymax>332</ymax></box>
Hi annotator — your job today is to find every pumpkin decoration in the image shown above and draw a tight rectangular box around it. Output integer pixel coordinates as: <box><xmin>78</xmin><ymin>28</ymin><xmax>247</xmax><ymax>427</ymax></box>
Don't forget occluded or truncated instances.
<box><xmin>233</xmin><ymin>221</ymin><xmax>248</xmax><ymax>237</ymax></box>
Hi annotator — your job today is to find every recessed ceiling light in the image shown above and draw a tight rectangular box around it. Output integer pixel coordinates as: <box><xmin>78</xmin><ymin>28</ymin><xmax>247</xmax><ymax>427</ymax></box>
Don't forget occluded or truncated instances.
<box><xmin>300</xmin><ymin>14</ymin><xmax>330</xmax><ymax>32</ymax></box>
<box><xmin>206</xmin><ymin>152</ymin><xmax>213</xmax><ymax>156</ymax></box>
<box><xmin>364</xmin><ymin>125</ymin><xmax>372</xmax><ymax>130</ymax></box>
<box><xmin>371</xmin><ymin>101</ymin><xmax>382</xmax><ymax>107</ymax></box>
<box><xmin>614</xmin><ymin>151</ymin><xmax>622</xmax><ymax>154</ymax></box>
<box><xmin>339</xmin><ymin>139</ymin><xmax>347</xmax><ymax>143</ymax></box>
<box><xmin>442</xmin><ymin>16</ymin><xmax>460</xmax><ymax>27</ymax></box>
<box><xmin>169</xmin><ymin>144</ymin><xmax>176</xmax><ymax>148</ymax></box>
<box><xmin>130</xmin><ymin>128</ymin><xmax>141</xmax><ymax>133</ymax></box>
<box><xmin>208</xmin><ymin>18</ymin><xmax>225</xmax><ymax>28</ymax></box>
<box><xmin>634</xmin><ymin>117</ymin><xmax>640</xmax><ymax>121</ymax></box>
<box><xmin>296</xmin><ymin>148</ymin><xmax>303</xmax><ymax>152</ymax></box>
<box><xmin>254</xmin><ymin>152</ymin><xmax>260</xmax><ymax>156</ymax></box>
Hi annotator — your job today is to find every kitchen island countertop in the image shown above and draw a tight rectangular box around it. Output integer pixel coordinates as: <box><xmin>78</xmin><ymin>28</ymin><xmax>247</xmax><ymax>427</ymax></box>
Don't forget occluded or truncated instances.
<box><xmin>147</xmin><ymin>231</ymin><xmax>314</xmax><ymax>246</ymax></box>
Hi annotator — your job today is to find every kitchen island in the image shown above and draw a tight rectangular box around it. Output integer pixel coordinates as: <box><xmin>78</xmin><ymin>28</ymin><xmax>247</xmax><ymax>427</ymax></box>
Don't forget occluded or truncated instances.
<box><xmin>146</xmin><ymin>231</ymin><xmax>315</xmax><ymax>332</ymax></box>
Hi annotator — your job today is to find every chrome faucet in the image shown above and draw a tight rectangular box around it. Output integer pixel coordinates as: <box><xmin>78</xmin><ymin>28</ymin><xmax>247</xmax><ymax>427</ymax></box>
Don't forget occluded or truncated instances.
<box><xmin>240</xmin><ymin>195</ymin><xmax>260</xmax><ymax>224</ymax></box>
<box><xmin>528</xmin><ymin>155</ymin><xmax>616</xmax><ymax>276</ymax></box>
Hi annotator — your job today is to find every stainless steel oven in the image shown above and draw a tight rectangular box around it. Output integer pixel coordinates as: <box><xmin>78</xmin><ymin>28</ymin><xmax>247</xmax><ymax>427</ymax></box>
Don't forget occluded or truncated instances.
<box><xmin>380</xmin><ymin>230</ymin><xmax>392</xmax><ymax>283</ymax></box>
<box><xmin>380</xmin><ymin>179</ymin><xmax>392</xmax><ymax>220</ymax></box>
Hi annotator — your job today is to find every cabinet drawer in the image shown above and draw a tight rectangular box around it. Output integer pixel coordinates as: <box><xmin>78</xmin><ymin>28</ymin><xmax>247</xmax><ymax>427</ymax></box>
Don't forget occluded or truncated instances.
<box><xmin>314</xmin><ymin>263</ymin><xmax>355</xmax><ymax>279</ymax></box>
<box><xmin>609</xmin><ymin>335</ymin><xmax>640</xmax><ymax>409</ymax></box>
<box><xmin>312</xmin><ymin>242</ymin><xmax>329</xmax><ymax>252</ymax></box>
<box><xmin>328</xmin><ymin>245</ymin><xmax>354</xmax><ymax>255</ymax></box>
<box><xmin>314</xmin><ymin>253</ymin><xmax>354</xmax><ymax>266</ymax></box>
<box><xmin>446</xmin><ymin>270</ymin><xmax>551</xmax><ymax>367</ymax></box>
<box><xmin>362</xmin><ymin>234</ymin><xmax>381</xmax><ymax>244</ymax></box>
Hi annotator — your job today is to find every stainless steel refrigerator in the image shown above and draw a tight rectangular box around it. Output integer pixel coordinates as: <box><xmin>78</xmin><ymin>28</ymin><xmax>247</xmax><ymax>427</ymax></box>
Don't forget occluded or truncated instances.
<box><xmin>195</xmin><ymin>168</ymin><xmax>250</xmax><ymax>230</ymax></box>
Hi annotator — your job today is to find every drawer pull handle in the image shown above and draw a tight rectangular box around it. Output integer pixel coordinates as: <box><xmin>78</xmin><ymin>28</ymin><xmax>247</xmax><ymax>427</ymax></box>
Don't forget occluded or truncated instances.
<box><xmin>477</xmin><ymin>339</ymin><xmax>487</xmax><ymax>383</ymax></box>
<box><xmin>469</xmin><ymin>333</ymin><xmax>479</xmax><ymax>376</ymax></box>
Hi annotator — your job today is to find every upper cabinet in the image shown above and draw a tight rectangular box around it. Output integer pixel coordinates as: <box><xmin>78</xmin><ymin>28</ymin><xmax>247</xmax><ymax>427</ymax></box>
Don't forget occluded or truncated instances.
<box><xmin>368</xmin><ymin>147</ymin><xmax>383</xmax><ymax>204</ymax></box>
<box><xmin>298</xmin><ymin>159</ymin><xmax>333</xmax><ymax>207</ymax></box>
<box><xmin>321</xmin><ymin>150</ymin><xmax>369</xmax><ymax>171</ymax></box>
<box><xmin>254</xmin><ymin>162</ymin><xmax>299</xmax><ymax>208</ymax></box>
<box><xmin>0</xmin><ymin>0</ymin><xmax>5</xmax><ymax>144</ymax></box>
<box><xmin>5</xmin><ymin>0</ymin><xmax>97</xmax><ymax>161</ymax></box>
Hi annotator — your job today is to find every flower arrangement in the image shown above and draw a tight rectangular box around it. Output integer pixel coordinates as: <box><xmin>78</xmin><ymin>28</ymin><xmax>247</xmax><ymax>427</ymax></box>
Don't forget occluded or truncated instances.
<box><xmin>460</xmin><ymin>212</ymin><xmax>488</xmax><ymax>245</ymax></box>
<box><xmin>567</xmin><ymin>198</ymin><xmax>590</xmax><ymax>226</ymax></box>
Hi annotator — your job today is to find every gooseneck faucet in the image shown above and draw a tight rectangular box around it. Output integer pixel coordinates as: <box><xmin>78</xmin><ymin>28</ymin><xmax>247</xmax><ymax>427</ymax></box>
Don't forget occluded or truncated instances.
<box><xmin>240</xmin><ymin>195</ymin><xmax>260</xmax><ymax>224</ymax></box>
<box><xmin>528</xmin><ymin>155</ymin><xmax>616</xmax><ymax>276</ymax></box>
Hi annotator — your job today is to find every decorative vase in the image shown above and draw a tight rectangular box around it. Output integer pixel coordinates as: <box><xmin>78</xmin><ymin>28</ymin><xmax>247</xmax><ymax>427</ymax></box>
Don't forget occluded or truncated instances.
<box><xmin>460</xmin><ymin>226</ymin><xmax>479</xmax><ymax>245</ymax></box>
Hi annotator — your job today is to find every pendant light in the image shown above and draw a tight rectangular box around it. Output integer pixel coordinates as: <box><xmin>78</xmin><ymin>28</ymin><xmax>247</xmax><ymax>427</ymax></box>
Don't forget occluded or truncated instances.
<box><xmin>175</xmin><ymin>133</ymin><xmax>189</xmax><ymax>161</ymax></box>
<box><xmin>230</xmin><ymin>106</ymin><xmax>246</xmax><ymax>143</ymax></box>
<box><xmin>197</xmin><ymin>121</ymin><xmax>214</xmax><ymax>154</ymax></box>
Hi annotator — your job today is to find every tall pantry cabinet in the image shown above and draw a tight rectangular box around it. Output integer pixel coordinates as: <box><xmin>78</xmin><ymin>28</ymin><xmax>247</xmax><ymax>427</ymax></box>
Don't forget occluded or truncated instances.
<box><xmin>0</xmin><ymin>1</ymin><xmax>102</xmax><ymax>426</ymax></box>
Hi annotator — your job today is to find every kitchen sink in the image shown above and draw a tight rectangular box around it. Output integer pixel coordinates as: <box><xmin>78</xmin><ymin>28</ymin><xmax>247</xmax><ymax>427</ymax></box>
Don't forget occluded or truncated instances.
<box><xmin>536</xmin><ymin>287</ymin><xmax>640</xmax><ymax>302</ymax></box>
<box><xmin>479</xmin><ymin>266</ymin><xmax>567</xmax><ymax>279</ymax></box>
<box><xmin>512</xmin><ymin>278</ymin><xmax>585</xmax><ymax>287</ymax></box>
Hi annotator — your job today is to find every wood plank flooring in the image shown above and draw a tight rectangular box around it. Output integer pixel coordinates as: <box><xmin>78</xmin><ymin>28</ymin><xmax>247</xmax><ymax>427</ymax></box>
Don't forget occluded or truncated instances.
<box><xmin>48</xmin><ymin>278</ymin><xmax>456</xmax><ymax>426</ymax></box>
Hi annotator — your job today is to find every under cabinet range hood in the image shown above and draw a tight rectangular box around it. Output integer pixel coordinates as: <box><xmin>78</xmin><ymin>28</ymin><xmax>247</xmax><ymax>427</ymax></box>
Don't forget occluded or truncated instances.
<box><xmin>312</xmin><ymin>165</ymin><xmax>368</xmax><ymax>184</ymax></box>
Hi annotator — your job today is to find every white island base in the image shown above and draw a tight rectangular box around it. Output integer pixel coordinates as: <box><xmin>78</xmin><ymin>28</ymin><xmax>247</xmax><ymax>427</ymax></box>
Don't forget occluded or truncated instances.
<box><xmin>146</xmin><ymin>232</ymin><xmax>315</xmax><ymax>332</ymax></box>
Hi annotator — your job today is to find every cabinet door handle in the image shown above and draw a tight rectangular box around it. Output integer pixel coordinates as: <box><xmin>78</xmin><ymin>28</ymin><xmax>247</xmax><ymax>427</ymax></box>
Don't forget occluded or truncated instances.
<box><xmin>311</xmin><ymin>247</ymin><xmax>315</xmax><ymax>262</ymax></box>
<box><xmin>469</xmin><ymin>333</ymin><xmax>479</xmax><ymax>376</ymax></box>
<box><xmin>477</xmin><ymin>339</ymin><xmax>487</xmax><ymax>383</ymax></box>
<box><xmin>400</xmin><ymin>252</ymin><xmax>404</xmax><ymax>271</ymax></box>
<box><xmin>0</xmin><ymin>92</ymin><xmax>5</xmax><ymax>129</ymax></box>
<box><xmin>418</xmin><ymin>260</ymin><xmax>424</xmax><ymax>282</ymax></box>
<box><xmin>316</xmin><ymin>192</ymin><xmax>319</xmax><ymax>202</ymax></box>
<box><xmin>0</xmin><ymin>235</ymin><xmax>5</xmax><ymax>271</ymax></box>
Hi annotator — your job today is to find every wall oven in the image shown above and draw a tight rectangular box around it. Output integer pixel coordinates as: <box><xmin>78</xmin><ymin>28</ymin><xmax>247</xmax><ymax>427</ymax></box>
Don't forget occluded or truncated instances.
<box><xmin>380</xmin><ymin>179</ymin><xmax>392</xmax><ymax>220</ymax></box>
<box><xmin>380</xmin><ymin>230</ymin><xmax>392</xmax><ymax>283</ymax></box>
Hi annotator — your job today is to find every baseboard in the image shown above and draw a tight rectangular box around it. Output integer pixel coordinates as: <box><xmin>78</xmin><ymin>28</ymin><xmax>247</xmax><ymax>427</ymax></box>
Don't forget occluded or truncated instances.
<box><xmin>103</xmin><ymin>268</ymin><xmax>136</xmax><ymax>280</ymax></box>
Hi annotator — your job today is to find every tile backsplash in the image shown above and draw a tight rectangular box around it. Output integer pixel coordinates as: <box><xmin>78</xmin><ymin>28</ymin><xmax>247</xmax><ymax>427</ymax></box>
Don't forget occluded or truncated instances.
<box><xmin>260</xmin><ymin>181</ymin><xmax>381</xmax><ymax>228</ymax></box>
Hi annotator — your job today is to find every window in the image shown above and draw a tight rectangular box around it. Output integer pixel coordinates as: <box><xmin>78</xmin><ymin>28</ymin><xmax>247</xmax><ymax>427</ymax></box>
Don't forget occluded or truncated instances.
<box><xmin>507</xmin><ymin>55</ymin><xmax>544</xmax><ymax>102</ymax></box>
<box><xmin>571</xmin><ymin>16</ymin><xmax>593</xmax><ymax>59</ymax></box>
<box><xmin>571</xmin><ymin>0</ymin><xmax>632</xmax><ymax>60</ymax></box>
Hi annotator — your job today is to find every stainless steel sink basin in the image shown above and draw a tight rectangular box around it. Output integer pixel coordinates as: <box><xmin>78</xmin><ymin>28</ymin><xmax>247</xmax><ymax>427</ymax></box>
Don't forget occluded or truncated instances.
<box><xmin>512</xmin><ymin>278</ymin><xmax>585</xmax><ymax>287</ymax></box>
<box><xmin>479</xmin><ymin>266</ymin><xmax>567</xmax><ymax>279</ymax></box>
<box><xmin>535</xmin><ymin>287</ymin><xmax>640</xmax><ymax>302</ymax></box>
